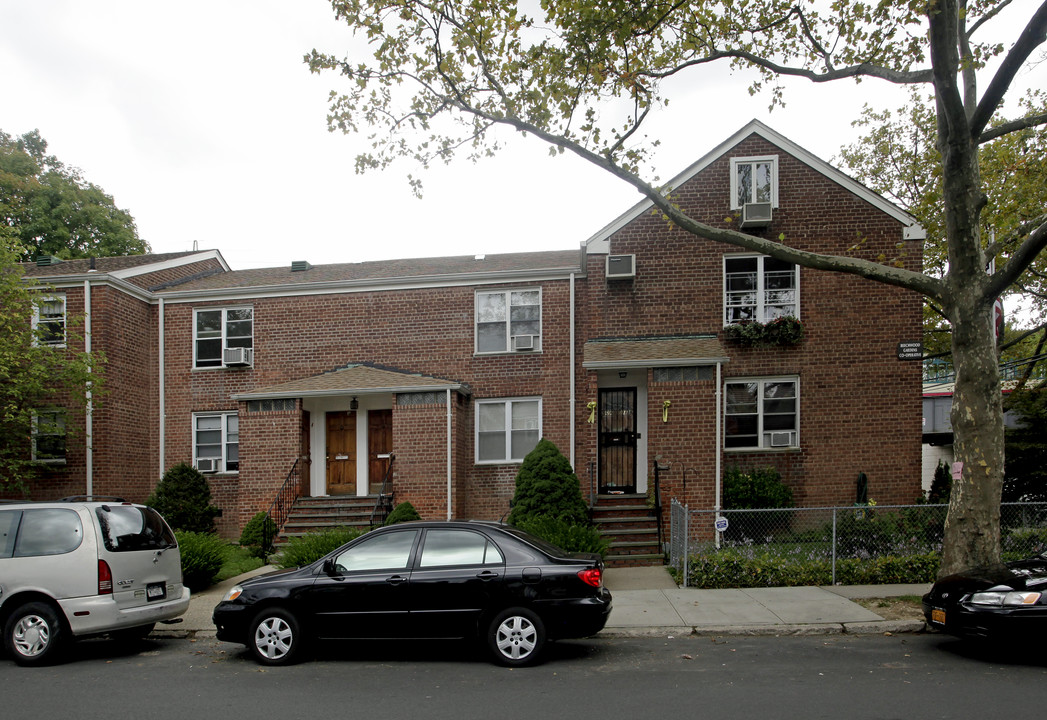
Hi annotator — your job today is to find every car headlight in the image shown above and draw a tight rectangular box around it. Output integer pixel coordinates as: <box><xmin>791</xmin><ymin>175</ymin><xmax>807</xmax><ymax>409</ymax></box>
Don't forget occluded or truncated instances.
<box><xmin>969</xmin><ymin>590</ymin><xmax>1041</xmax><ymax>606</ymax></box>
<box><xmin>222</xmin><ymin>585</ymin><xmax>244</xmax><ymax>602</ymax></box>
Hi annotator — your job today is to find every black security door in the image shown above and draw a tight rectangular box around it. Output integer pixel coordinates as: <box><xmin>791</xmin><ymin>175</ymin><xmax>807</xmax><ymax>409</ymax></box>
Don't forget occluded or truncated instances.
<box><xmin>598</xmin><ymin>388</ymin><xmax>638</xmax><ymax>494</ymax></box>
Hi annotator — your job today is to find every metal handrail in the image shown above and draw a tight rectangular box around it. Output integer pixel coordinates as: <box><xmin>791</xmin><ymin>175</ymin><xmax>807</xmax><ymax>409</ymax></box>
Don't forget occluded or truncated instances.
<box><xmin>262</xmin><ymin>458</ymin><xmax>303</xmax><ymax>560</ymax></box>
<box><xmin>369</xmin><ymin>453</ymin><xmax>396</xmax><ymax>527</ymax></box>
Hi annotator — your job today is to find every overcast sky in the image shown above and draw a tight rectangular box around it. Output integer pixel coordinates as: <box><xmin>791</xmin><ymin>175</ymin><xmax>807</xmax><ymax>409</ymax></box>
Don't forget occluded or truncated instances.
<box><xmin>2</xmin><ymin>1</ymin><xmax>1043</xmax><ymax>271</ymax></box>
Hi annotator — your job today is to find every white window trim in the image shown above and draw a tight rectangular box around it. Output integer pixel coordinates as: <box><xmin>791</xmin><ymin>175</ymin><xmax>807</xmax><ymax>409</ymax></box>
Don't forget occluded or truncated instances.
<box><xmin>729</xmin><ymin>155</ymin><xmax>779</xmax><ymax>210</ymax></box>
<box><xmin>723</xmin><ymin>253</ymin><xmax>801</xmax><ymax>325</ymax></box>
<box><xmin>475</xmin><ymin>397</ymin><xmax>542</xmax><ymax>464</ymax></box>
<box><xmin>31</xmin><ymin>410</ymin><xmax>67</xmax><ymax>464</ymax></box>
<box><xmin>192</xmin><ymin>411</ymin><xmax>239</xmax><ymax>474</ymax></box>
<box><xmin>32</xmin><ymin>294</ymin><xmax>67</xmax><ymax>348</ymax></box>
<box><xmin>193</xmin><ymin>306</ymin><xmax>254</xmax><ymax>369</ymax></box>
<box><xmin>723</xmin><ymin>377</ymin><xmax>800</xmax><ymax>451</ymax></box>
<box><xmin>474</xmin><ymin>288</ymin><xmax>542</xmax><ymax>355</ymax></box>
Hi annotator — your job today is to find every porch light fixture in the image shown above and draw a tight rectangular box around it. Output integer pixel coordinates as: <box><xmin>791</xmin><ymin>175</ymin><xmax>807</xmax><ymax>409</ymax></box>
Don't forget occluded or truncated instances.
<box><xmin>350</xmin><ymin>397</ymin><xmax>359</xmax><ymax>411</ymax></box>
<box><xmin>618</xmin><ymin>371</ymin><xmax>627</xmax><ymax>379</ymax></box>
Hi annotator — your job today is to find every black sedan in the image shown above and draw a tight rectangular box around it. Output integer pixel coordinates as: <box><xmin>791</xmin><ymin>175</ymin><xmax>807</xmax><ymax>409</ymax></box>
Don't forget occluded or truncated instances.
<box><xmin>922</xmin><ymin>552</ymin><xmax>1047</xmax><ymax>641</ymax></box>
<box><xmin>213</xmin><ymin>521</ymin><xmax>612</xmax><ymax>666</ymax></box>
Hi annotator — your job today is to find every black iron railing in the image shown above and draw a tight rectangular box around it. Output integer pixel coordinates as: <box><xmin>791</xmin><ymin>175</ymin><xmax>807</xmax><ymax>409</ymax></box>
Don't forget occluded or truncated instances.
<box><xmin>369</xmin><ymin>453</ymin><xmax>396</xmax><ymax>527</ymax></box>
<box><xmin>262</xmin><ymin>458</ymin><xmax>304</xmax><ymax>560</ymax></box>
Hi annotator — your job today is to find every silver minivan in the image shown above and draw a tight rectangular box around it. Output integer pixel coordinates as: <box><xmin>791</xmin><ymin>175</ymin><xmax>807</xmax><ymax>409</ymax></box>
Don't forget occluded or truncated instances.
<box><xmin>0</xmin><ymin>498</ymin><xmax>190</xmax><ymax>665</ymax></box>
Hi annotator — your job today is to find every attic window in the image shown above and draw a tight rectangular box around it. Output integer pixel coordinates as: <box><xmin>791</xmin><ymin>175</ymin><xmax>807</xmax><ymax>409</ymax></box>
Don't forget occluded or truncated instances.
<box><xmin>730</xmin><ymin>156</ymin><xmax>778</xmax><ymax>210</ymax></box>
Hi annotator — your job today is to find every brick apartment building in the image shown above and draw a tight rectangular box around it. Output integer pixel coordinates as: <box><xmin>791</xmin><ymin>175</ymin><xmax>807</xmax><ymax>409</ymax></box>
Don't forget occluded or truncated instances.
<box><xmin>17</xmin><ymin>120</ymin><xmax>926</xmax><ymax>539</ymax></box>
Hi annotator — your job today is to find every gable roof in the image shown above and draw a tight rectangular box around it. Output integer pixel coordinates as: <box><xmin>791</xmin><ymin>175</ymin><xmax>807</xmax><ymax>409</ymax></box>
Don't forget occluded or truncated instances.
<box><xmin>585</xmin><ymin>119</ymin><xmax>924</xmax><ymax>252</ymax></box>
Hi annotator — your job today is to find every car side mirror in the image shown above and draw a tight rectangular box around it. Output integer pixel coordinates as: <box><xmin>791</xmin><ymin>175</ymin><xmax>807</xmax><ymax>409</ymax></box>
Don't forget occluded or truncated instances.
<box><xmin>322</xmin><ymin>558</ymin><xmax>338</xmax><ymax>575</ymax></box>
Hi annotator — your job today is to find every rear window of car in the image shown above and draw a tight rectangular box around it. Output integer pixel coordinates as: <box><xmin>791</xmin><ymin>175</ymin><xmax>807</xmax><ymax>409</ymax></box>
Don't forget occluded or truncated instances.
<box><xmin>95</xmin><ymin>505</ymin><xmax>177</xmax><ymax>552</ymax></box>
<box><xmin>10</xmin><ymin>508</ymin><xmax>84</xmax><ymax>557</ymax></box>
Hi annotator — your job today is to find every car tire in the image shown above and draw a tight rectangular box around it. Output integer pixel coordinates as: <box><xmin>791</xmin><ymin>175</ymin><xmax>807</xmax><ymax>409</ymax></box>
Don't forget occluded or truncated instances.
<box><xmin>487</xmin><ymin>607</ymin><xmax>545</xmax><ymax>667</ymax></box>
<box><xmin>4</xmin><ymin>602</ymin><xmax>66</xmax><ymax>666</ymax></box>
<box><xmin>249</xmin><ymin>608</ymin><xmax>304</xmax><ymax>666</ymax></box>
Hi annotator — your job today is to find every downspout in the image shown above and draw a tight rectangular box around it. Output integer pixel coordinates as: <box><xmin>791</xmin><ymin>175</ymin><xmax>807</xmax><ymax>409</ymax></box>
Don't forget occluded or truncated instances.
<box><xmin>159</xmin><ymin>298</ymin><xmax>165</xmax><ymax>477</ymax></box>
<box><xmin>446</xmin><ymin>388</ymin><xmax>452</xmax><ymax>520</ymax></box>
<box><xmin>84</xmin><ymin>280</ymin><xmax>93</xmax><ymax>496</ymax></box>
<box><xmin>569</xmin><ymin>272</ymin><xmax>576</xmax><ymax>470</ymax></box>
<box><xmin>715</xmin><ymin>360</ymin><xmax>722</xmax><ymax>549</ymax></box>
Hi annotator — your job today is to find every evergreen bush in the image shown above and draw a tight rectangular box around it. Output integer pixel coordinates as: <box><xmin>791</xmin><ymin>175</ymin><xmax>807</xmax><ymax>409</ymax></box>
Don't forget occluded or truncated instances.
<box><xmin>239</xmin><ymin>511</ymin><xmax>277</xmax><ymax>559</ymax></box>
<box><xmin>384</xmin><ymin>501</ymin><xmax>421</xmax><ymax>525</ymax></box>
<box><xmin>507</xmin><ymin>439</ymin><xmax>589</xmax><ymax>526</ymax></box>
<box><xmin>722</xmin><ymin>466</ymin><xmax>793</xmax><ymax>542</ymax></box>
<box><xmin>147</xmin><ymin>463</ymin><xmax>221</xmax><ymax>533</ymax></box>
<box><xmin>175</xmin><ymin>530</ymin><xmax>226</xmax><ymax>592</ymax></box>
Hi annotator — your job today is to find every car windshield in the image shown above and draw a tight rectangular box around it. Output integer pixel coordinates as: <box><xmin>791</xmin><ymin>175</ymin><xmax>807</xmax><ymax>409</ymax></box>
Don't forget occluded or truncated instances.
<box><xmin>95</xmin><ymin>505</ymin><xmax>177</xmax><ymax>552</ymax></box>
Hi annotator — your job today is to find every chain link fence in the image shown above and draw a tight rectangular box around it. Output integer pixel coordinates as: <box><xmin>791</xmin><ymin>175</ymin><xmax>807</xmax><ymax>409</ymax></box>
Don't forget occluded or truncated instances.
<box><xmin>670</xmin><ymin>499</ymin><xmax>1047</xmax><ymax>587</ymax></box>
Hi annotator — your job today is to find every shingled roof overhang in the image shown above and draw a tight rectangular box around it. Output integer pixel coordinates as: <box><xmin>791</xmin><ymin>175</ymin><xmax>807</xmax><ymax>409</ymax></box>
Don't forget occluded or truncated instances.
<box><xmin>232</xmin><ymin>364</ymin><xmax>466</xmax><ymax>401</ymax></box>
<box><xmin>582</xmin><ymin>335</ymin><xmax>729</xmax><ymax>369</ymax></box>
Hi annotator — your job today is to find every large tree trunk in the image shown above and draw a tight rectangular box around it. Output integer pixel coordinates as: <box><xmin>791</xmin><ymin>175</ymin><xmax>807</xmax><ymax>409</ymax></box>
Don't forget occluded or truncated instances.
<box><xmin>941</xmin><ymin>304</ymin><xmax>1005</xmax><ymax>576</ymax></box>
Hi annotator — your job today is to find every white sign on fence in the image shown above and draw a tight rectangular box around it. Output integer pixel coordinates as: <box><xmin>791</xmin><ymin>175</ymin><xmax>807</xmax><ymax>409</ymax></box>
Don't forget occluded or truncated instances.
<box><xmin>714</xmin><ymin>516</ymin><xmax>729</xmax><ymax>532</ymax></box>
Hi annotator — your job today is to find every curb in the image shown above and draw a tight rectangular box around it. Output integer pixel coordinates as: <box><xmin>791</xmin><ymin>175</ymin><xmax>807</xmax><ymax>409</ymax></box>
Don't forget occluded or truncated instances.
<box><xmin>598</xmin><ymin>620</ymin><xmax>928</xmax><ymax>639</ymax></box>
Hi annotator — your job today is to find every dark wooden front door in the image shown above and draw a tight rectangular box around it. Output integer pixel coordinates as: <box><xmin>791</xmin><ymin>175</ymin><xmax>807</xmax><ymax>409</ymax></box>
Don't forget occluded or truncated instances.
<box><xmin>326</xmin><ymin>411</ymin><xmax>356</xmax><ymax>495</ymax></box>
<box><xmin>368</xmin><ymin>409</ymin><xmax>393</xmax><ymax>494</ymax></box>
<box><xmin>598</xmin><ymin>388</ymin><xmax>638</xmax><ymax>494</ymax></box>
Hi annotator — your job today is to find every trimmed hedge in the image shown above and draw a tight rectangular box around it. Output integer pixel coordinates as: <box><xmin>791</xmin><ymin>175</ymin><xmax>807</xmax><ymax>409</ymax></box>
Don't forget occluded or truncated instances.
<box><xmin>384</xmin><ymin>501</ymin><xmax>421</xmax><ymax>525</ymax></box>
<box><xmin>239</xmin><ymin>512</ymin><xmax>277</xmax><ymax>559</ymax></box>
<box><xmin>678</xmin><ymin>548</ymin><xmax>940</xmax><ymax>588</ymax></box>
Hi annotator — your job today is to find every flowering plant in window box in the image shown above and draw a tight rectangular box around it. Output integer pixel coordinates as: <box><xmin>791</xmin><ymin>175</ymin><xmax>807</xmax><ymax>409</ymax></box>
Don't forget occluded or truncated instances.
<box><xmin>723</xmin><ymin>316</ymin><xmax>804</xmax><ymax>347</ymax></box>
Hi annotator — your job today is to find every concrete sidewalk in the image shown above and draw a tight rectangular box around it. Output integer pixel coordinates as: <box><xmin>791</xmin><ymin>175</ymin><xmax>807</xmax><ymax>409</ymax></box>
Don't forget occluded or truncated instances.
<box><xmin>159</xmin><ymin>565</ymin><xmax>930</xmax><ymax>639</ymax></box>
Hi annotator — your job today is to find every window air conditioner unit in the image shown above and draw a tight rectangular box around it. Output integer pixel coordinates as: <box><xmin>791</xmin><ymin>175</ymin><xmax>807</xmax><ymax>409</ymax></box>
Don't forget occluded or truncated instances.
<box><xmin>605</xmin><ymin>254</ymin><xmax>636</xmax><ymax>279</ymax></box>
<box><xmin>196</xmin><ymin>458</ymin><xmax>219</xmax><ymax>473</ymax></box>
<box><xmin>769</xmin><ymin>431</ymin><xmax>794</xmax><ymax>448</ymax></box>
<box><xmin>740</xmin><ymin>202</ymin><xmax>773</xmax><ymax>228</ymax></box>
<box><xmin>512</xmin><ymin>335</ymin><xmax>535</xmax><ymax>351</ymax></box>
<box><xmin>223</xmin><ymin>347</ymin><xmax>254</xmax><ymax>367</ymax></box>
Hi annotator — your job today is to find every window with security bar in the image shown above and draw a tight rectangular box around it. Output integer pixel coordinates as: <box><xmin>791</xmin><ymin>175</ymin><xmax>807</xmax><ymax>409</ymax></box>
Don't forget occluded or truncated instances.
<box><xmin>724</xmin><ymin>255</ymin><xmax>798</xmax><ymax>324</ymax></box>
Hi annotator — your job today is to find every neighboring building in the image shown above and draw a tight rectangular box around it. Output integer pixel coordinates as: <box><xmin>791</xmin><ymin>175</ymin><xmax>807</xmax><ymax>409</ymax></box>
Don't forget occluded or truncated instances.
<box><xmin>15</xmin><ymin>120</ymin><xmax>926</xmax><ymax>538</ymax></box>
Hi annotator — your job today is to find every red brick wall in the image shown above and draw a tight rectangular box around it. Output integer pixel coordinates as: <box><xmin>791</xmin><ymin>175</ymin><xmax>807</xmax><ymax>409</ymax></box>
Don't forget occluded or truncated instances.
<box><xmin>579</xmin><ymin>132</ymin><xmax>924</xmax><ymax>513</ymax></box>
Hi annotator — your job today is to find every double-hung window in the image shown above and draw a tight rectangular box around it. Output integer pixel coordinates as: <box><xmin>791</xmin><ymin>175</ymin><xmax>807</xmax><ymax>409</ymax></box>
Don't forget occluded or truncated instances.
<box><xmin>194</xmin><ymin>307</ymin><xmax>253</xmax><ymax>368</ymax></box>
<box><xmin>32</xmin><ymin>410</ymin><xmax>67</xmax><ymax>463</ymax></box>
<box><xmin>476</xmin><ymin>289</ymin><xmax>541</xmax><ymax>353</ymax></box>
<box><xmin>33</xmin><ymin>295</ymin><xmax>67</xmax><ymax>347</ymax></box>
<box><xmin>724</xmin><ymin>255</ymin><xmax>799</xmax><ymax>324</ymax></box>
<box><xmin>193</xmin><ymin>412</ymin><xmax>239</xmax><ymax>473</ymax></box>
<box><xmin>476</xmin><ymin>398</ymin><xmax>541</xmax><ymax>463</ymax></box>
<box><xmin>730</xmin><ymin>155</ymin><xmax>778</xmax><ymax>209</ymax></box>
<box><xmin>724</xmin><ymin>379</ymin><xmax>798</xmax><ymax>449</ymax></box>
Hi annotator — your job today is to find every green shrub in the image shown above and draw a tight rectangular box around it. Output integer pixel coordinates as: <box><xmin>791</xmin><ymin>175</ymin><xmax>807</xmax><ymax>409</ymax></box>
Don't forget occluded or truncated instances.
<box><xmin>275</xmin><ymin>527</ymin><xmax>366</xmax><ymax>569</ymax></box>
<box><xmin>722</xmin><ymin>466</ymin><xmax>793</xmax><ymax>542</ymax></box>
<box><xmin>147</xmin><ymin>463</ymin><xmax>221</xmax><ymax>533</ymax></box>
<box><xmin>384</xmin><ymin>501</ymin><xmax>421</xmax><ymax>525</ymax></box>
<box><xmin>1002</xmin><ymin>526</ymin><xmax>1047</xmax><ymax>556</ymax></box>
<box><xmin>175</xmin><ymin>531</ymin><xmax>226</xmax><ymax>592</ymax></box>
<box><xmin>239</xmin><ymin>512</ymin><xmax>277</xmax><ymax>559</ymax></box>
<box><xmin>508</xmin><ymin>439</ymin><xmax>589</xmax><ymax>526</ymax></box>
<box><xmin>681</xmin><ymin>547</ymin><xmax>940</xmax><ymax>588</ymax></box>
<box><xmin>514</xmin><ymin>516</ymin><xmax>609</xmax><ymax>557</ymax></box>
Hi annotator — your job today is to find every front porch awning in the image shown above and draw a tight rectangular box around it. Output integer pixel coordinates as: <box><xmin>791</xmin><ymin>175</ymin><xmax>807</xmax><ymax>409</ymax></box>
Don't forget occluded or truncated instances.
<box><xmin>232</xmin><ymin>363</ymin><xmax>467</xmax><ymax>401</ymax></box>
<box><xmin>582</xmin><ymin>335</ymin><xmax>728</xmax><ymax>369</ymax></box>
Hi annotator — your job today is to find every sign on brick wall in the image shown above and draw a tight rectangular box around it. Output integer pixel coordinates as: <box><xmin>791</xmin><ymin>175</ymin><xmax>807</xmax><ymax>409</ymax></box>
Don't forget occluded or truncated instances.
<box><xmin>897</xmin><ymin>341</ymin><xmax>923</xmax><ymax>360</ymax></box>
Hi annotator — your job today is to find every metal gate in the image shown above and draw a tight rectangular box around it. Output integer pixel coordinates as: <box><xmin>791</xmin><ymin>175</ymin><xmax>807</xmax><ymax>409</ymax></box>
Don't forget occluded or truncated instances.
<box><xmin>598</xmin><ymin>387</ymin><xmax>637</xmax><ymax>494</ymax></box>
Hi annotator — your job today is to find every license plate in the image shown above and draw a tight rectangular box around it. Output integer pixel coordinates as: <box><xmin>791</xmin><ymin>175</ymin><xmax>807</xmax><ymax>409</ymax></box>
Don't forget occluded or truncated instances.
<box><xmin>931</xmin><ymin>608</ymin><xmax>946</xmax><ymax>625</ymax></box>
<box><xmin>146</xmin><ymin>583</ymin><xmax>167</xmax><ymax>601</ymax></box>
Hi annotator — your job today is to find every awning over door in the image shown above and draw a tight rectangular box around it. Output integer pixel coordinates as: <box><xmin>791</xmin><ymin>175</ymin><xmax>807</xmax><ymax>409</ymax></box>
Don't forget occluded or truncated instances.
<box><xmin>583</xmin><ymin>335</ymin><xmax>728</xmax><ymax>369</ymax></box>
<box><xmin>232</xmin><ymin>362</ymin><xmax>466</xmax><ymax>401</ymax></box>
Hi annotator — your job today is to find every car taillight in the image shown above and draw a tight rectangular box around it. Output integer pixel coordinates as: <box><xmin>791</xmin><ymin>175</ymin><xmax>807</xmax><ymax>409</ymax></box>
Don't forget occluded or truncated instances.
<box><xmin>577</xmin><ymin>568</ymin><xmax>602</xmax><ymax>588</ymax></box>
<box><xmin>98</xmin><ymin>559</ymin><xmax>113</xmax><ymax>595</ymax></box>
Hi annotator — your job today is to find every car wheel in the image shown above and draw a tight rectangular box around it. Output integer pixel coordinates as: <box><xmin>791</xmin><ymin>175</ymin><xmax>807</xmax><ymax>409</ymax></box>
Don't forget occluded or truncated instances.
<box><xmin>487</xmin><ymin>607</ymin><xmax>545</xmax><ymax>667</ymax></box>
<box><xmin>249</xmin><ymin>608</ymin><xmax>304</xmax><ymax>666</ymax></box>
<box><xmin>4</xmin><ymin>602</ymin><xmax>66</xmax><ymax>666</ymax></box>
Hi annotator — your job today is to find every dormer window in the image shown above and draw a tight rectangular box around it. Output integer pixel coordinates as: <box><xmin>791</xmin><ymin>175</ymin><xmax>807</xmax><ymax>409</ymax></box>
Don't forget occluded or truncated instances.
<box><xmin>730</xmin><ymin>156</ymin><xmax>778</xmax><ymax>210</ymax></box>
